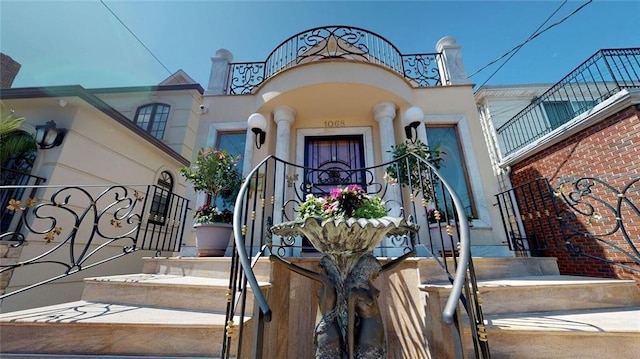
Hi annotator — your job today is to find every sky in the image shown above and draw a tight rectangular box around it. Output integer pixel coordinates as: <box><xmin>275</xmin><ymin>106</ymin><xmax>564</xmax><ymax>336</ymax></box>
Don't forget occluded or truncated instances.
<box><xmin>1</xmin><ymin>0</ymin><xmax>638</xmax><ymax>91</ymax></box>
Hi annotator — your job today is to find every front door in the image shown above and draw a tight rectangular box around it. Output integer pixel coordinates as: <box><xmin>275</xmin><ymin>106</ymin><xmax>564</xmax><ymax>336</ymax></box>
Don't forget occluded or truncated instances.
<box><xmin>303</xmin><ymin>135</ymin><xmax>365</xmax><ymax>195</ymax></box>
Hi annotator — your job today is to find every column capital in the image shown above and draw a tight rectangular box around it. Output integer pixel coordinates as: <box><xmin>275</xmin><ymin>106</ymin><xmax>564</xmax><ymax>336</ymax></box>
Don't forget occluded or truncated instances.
<box><xmin>372</xmin><ymin>102</ymin><xmax>397</xmax><ymax>122</ymax></box>
<box><xmin>273</xmin><ymin>106</ymin><xmax>296</xmax><ymax>125</ymax></box>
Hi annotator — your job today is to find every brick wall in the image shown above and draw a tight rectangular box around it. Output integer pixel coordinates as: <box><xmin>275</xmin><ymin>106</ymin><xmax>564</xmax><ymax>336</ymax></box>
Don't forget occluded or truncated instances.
<box><xmin>509</xmin><ymin>105</ymin><xmax>640</xmax><ymax>280</ymax></box>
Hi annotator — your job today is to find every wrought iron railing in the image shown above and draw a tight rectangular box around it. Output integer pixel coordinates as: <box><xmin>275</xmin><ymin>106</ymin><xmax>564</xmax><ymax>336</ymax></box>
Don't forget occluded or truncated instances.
<box><xmin>496</xmin><ymin>48</ymin><xmax>640</xmax><ymax>157</ymax></box>
<box><xmin>226</xmin><ymin>25</ymin><xmax>442</xmax><ymax>94</ymax></box>
<box><xmin>495</xmin><ymin>176</ymin><xmax>640</xmax><ymax>277</ymax></box>
<box><xmin>0</xmin><ymin>183</ymin><xmax>190</xmax><ymax>299</ymax></box>
<box><xmin>1</xmin><ymin>168</ymin><xmax>46</xmax><ymax>233</ymax></box>
<box><xmin>224</xmin><ymin>154</ymin><xmax>488</xmax><ymax>358</ymax></box>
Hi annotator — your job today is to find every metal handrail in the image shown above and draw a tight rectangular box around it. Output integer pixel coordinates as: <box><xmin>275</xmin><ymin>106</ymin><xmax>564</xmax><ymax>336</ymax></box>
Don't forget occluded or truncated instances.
<box><xmin>227</xmin><ymin>153</ymin><xmax>480</xmax><ymax>357</ymax></box>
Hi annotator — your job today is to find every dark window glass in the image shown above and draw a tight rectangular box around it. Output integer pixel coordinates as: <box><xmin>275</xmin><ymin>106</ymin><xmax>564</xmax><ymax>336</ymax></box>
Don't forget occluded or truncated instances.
<box><xmin>134</xmin><ymin>103</ymin><xmax>170</xmax><ymax>139</ymax></box>
<box><xmin>150</xmin><ymin>171</ymin><xmax>173</xmax><ymax>225</ymax></box>
<box><xmin>425</xmin><ymin>126</ymin><xmax>475</xmax><ymax>219</ymax></box>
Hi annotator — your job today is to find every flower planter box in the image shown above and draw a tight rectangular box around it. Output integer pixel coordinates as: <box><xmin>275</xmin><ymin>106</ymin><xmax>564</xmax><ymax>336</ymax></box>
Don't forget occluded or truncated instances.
<box><xmin>194</xmin><ymin>222</ymin><xmax>233</xmax><ymax>257</ymax></box>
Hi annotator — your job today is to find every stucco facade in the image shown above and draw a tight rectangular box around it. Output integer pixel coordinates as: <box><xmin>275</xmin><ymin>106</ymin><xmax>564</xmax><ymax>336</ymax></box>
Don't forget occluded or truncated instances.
<box><xmin>1</xmin><ymin>82</ymin><xmax>203</xmax><ymax>311</ymax></box>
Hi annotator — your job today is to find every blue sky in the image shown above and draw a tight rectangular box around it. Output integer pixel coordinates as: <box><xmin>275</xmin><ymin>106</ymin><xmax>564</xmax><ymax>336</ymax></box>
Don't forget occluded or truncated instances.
<box><xmin>1</xmin><ymin>0</ymin><xmax>638</xmax><ymax>90</ymax></box>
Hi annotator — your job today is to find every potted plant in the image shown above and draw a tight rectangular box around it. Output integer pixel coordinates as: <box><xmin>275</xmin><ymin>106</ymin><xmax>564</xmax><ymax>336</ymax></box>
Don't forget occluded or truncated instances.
<box><xmin>385</xmin><ymin>139</ymin><xmax>443</xmax><ymax>202</ymax></box>
<box><xmin>179</xmin><ymin>148</ymin><xmax>241</xmax><ymax>257</ymax></box>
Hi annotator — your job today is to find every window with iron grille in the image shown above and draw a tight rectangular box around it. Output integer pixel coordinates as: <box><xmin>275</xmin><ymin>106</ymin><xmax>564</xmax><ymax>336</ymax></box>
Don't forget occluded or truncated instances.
<box><xmin>149</xmin><ymin>171</ymin><xmax>173</xmax><ymax>225</ymax></box>
<box><xmin>134</xmin><ymin>103</ymin><xmax>170</xmax><ymax>139</ymax></box>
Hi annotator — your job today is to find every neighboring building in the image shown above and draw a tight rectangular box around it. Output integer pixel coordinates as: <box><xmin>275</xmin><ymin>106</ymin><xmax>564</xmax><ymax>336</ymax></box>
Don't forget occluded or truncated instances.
<box><xmin>0</xmin><ymin>71</ymin><xmax>204</xmax><ymax>311</ymax></box>
<box><xmin>198</xmin><ymin>26</ymin><xmax>508</xmax><ymax>257</ymax></box>
<box><xmin>476</xmin><ymin>48</ymin><xmax>640</xmax><ymax>280</ymax></box>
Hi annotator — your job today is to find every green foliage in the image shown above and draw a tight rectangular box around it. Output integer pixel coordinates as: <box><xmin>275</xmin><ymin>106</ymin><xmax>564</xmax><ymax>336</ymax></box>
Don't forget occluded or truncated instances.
<box><xmin>179</xmin><ymin>148</ymin><xmax>242</xmax><ymax>222</ymax></box>
<box><xmin>0</xmin><ymin>102</ymin><xmax>37</xmax><ymax>166</ymax></box>
<box><xmin>296</xmin><ymin>185</ymin><xmax>387</xmax><ymax>220</ymax></box>
<box><xmin>385</xmin><ymin>140</ymin><xmax>443</xmax><ymax>201</ymax></box>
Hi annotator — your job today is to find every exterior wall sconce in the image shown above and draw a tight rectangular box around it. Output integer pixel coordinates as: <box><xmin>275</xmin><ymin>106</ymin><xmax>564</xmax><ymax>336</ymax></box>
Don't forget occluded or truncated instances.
<box><xmin>402</xmin><ymin>107</ymin><xmax>424</xmax><ymax>143</ymax></box>
<box><xmin>35</xmin><ymin>120</ymin><xmax>67</xmax><ymax>149</ymax></box>
<box><xmin>248</xmin><ymin>113</ymin><xmax>267</xmax><ymax>149</ymax></box>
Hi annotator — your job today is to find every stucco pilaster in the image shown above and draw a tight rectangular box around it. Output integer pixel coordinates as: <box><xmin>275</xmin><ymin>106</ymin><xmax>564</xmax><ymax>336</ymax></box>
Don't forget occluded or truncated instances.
<box><xmin>207</xmin><ymin>48</ymin><xmax>233</xmax><ymax>94</ymax></box>
<box><xmin>436</xmin><ymin>36</ymin><xmax>470</xmax><ymax>86</ymax></box>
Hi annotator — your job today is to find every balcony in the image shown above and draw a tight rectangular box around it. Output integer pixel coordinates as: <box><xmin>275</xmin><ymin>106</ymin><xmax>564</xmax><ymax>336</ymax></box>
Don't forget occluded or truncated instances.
<box><xmin>225</xmin><ymin>25</ymin><xmax>443</xmax><ymax>94</ymax></box>
<box><xmin>496</xmin><ymin>48</ymin><xmax>640</xmax><ymax>157</ymax></box>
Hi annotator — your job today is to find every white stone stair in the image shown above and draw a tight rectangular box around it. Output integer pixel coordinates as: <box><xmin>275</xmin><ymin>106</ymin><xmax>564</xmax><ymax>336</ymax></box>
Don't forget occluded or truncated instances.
<box><xmin>0</xmin><ymin>257</ymin><xmax>271</xmax><ymax>358</ymax></box>
<box><xmin>419</xmin><ymin>257</ymin><xmax>640</xmax><ymax>358</ymax></box>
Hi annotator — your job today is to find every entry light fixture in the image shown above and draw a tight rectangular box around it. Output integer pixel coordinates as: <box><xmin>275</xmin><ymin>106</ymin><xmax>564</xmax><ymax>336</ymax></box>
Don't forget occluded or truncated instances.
<box><xmin>403</xmin><ymin>107</ymin><xmax>424</xmax><ymax>143</ymax></box>
<box><xmin>35</xmin><ymin>120</ymin><xmax>67</xmax><ymax>149</ymax></box>
<box><xmin>248</xmin><ymin>113</ymin><xmax>267</xmax><ymax>149</ymax></box>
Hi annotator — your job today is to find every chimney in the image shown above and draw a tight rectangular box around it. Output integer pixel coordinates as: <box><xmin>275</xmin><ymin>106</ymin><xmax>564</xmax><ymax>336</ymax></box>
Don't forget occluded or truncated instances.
<box><xmin>1</xmin><ymin>53</ymin><xmax>22</xmax><ymax>88</ymax></box>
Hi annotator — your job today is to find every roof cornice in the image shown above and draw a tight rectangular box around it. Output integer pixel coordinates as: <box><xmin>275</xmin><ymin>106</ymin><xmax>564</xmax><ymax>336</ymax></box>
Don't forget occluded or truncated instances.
<box><xmin>0</xmin><ymin>85</ymin><xmax>190</xmax><ymax>166</ymax></box>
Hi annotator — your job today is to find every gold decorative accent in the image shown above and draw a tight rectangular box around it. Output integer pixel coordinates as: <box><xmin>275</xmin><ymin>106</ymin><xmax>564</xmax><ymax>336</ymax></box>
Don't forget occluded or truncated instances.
<box><xmin>535</xmin><ymin>211</ymin><xmax>541</xmax><ymax>218</ymax></box>
<box><xmin>110</xmin><ymin>219</ymin><xmax>122</xmax><ymax>228</ymax></box>
<box><xmin>446</xmin><ymin>224</ymin><xmax>453</xmax><ymax>236</ymax></box>
<box><xmin>242</xmin><ymin>225</ymin><xmax>247</xmax><ymax>235</ymax></box>
<box><xmin>251</xmin><ymin>211</ymin><xmax>256</xmax><ymax>220</ymax></box>
<box><xmin>476</xmin><ymin>291</ymin><xmax>483</xmax><ymax>305</ymax></box>
<box><xmin>421</xmin><ymin>198</ymin><xmax>427</xmax><ymax>207</ymax></box>
<box><xmin>270</xmin><ymin>196</ymin><xmax>275</xmax><ymax>205</ymax></box>
<box><xmin>133</xmin><ymin>191</ymin><xmax>144</xmax><ymax>201</ymax></box>
<box><xmin>226</xmin><ymin>320</ymin><xmax>236</xmax><ymax>337</ymax></box>
<box><xmin>544</xmin><ymin>209</ymin><xmax>550</xmax><ymax>216</ymax></box>
<box><xmin>6</xmin><ymin>199</ymin><xmax>21</xmax><ymax>211</ymax></box>
<box><xmin>528</xmin><ymin>213</ymin><xmax>533</xmax><ymax>220</ymax></box>
<box><xmin>226</xmin><ymin>289</ymin><xmax>233</xmax><ymax>302</ymax></box>
<box><xmin>44</xmin><ymin>227</ymin><xmax>63</xmax><ymax>244</ymax></box>
<box><xmin>409</xmin><ymin>193</ymin><xmax>415</xmax><ymax>202</ymax></box>
<box><xmin>618</xmin><ymin>193</ymin><xmax>625</xmax><ymax>198</ymax></box>
<box><xmin>260</xmin><ymin>198</ymin><xmax>265</xmax><ymax>207</ymax></box>
<box><xmin>477</xmin><ymin>323</ymin><xmax>488</xmax><ymax>342</ymax></box>
<box><xmin>286</xmin><ymin>173</ymin><xmax>298</xmax><ymax>187</ymax></box>
<box><xmin>25</xmin><ymin>198</ymin><xmax>38</xmax><ymax>208</ymax></box>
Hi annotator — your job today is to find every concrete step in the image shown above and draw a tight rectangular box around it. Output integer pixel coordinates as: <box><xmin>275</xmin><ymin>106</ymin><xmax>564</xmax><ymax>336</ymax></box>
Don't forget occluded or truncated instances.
<box><xmin>0</xmin><ymin>355</ymin><xmax>219</xmax><ymax>359</ymax></box>
<box><xmin>421</xmin><ymin>275</ymin><xmax>640</xmax><ymax>314</ymax></box>
<box><xmin>468</xmin><ymin>307</ymin><xmax>640</xmax><ymax>359</ymax></box>
<box><xmin>142</xmin><ymin>256</ymin><xmax>272</xmax><ymax>283</ymax></box>
<box><xmin>0</xmin><ymin>300</ymin><xmax>250</xmax><ymax>357</ymax></box>
<box><xmin>418</xmin><ymin>257</ymin><xmax>560</xmax><ymax>284</ymax></box>
<box><xmin>81</xmin><ymin>274</ymin><xmax>270</xmax><ymax>313</ymax></box>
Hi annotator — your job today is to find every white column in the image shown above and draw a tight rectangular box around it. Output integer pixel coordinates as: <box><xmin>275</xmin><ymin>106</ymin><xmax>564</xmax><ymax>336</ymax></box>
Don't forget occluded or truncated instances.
<box><xmin>436</xmin><ymin>36</ymin><xmax>470</xmax><ymax>86</ymax></box>
<box><xmin>272</xmin><ymin>106</ymin><xmax>296</xmax><ymax>237</ymax></box>
<box><xmin>373</xmin><ymin>102</ymin><xmax>402</xmax><ymax>218</ymax></box>
<box><xmin>207</xmin><ymin>48</ymin><xmax>233</xmax><ymax>94</ymax></box>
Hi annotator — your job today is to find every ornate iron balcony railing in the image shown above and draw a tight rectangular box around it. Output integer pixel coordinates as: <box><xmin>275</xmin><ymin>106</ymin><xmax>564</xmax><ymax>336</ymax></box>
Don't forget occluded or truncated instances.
<box><xmin>496</xmin><ymin>48</ymin><xmax>640</xmax><ymax>157</ymax></box>
<box><xmin>226</xmin><ymin>25</ymin><xmax>443</xmax><ymax>94</ymax></box>
<box><xmin>0</xmin><ymin>183</ymin><xmax>190</xmax><ymax>299</ymax></box>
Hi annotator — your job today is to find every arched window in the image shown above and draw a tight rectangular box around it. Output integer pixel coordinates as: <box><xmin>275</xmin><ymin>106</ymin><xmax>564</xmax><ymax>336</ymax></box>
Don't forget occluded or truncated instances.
<box><xmin>134</xmin><ymin>103</ymin><xmax>170</xmax><ymax>139</ymax></box>
<box><xmin>149</xmin><ymin>171</ymin><xmax>173</xmax><ymax>225</ymax></box>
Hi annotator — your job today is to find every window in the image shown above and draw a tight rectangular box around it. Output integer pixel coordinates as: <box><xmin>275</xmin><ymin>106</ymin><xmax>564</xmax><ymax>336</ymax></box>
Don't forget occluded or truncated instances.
<box><xmin>134</xmin><ymin>103</ymin><xmax>170</xmax><ymax>139</ymax></box>
<box><xmin>209</xmin><ymin>132</ymin><xmax>246</xmax><ymax>209</ymax></box>
<box><xmin>304</xmin><ymin>135</ymin><xmax>366</xmax><ymax>194</ymax></box>
<box><xmin>543</xmin><ymin>100</ymin><xmax>598</xmax><ymax>130</ymax></box>
<box><xmin>543</xmin><ymin>101</ymin><xmax>572</xmax><ymax>129</ymax></box>
<box><xmin>149</xmin><ymin>171</ymin><xmax>173</xmax><ymax>225</ymax></box>
<box><xmin>425</xmin><ymin>126</ymin><xmax>475</xmax><ymax>219</ymax></box>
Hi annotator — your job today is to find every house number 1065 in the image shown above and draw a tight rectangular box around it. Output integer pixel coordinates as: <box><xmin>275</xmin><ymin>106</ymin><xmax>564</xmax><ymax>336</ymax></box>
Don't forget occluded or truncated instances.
<box><xmin>324</xmin><ymin>120</ymin><xmax>345</xmax><ymax>128</ymax></box>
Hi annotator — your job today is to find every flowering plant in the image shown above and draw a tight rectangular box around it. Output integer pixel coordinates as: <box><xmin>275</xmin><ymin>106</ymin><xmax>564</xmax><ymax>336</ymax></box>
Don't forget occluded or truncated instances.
<box><xmin>179</xmin><ymin>148</ymin><xmax>241</xmax><ymax>224</ymax></box>
<box><xmin>193</xmin><ymin>204</ymin><xmax>233</xmax><ymax>224</ymax></box>
<box><xmin>296</xmin><ymin>184</ymin><xmax>387</xmax><ymax>220</ymax></box>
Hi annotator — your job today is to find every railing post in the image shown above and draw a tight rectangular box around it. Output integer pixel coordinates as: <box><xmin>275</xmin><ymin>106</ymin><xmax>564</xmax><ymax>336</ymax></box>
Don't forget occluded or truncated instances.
<box><xmin>208</xmin><ymin>48</ymin><xmax>234</xmax><ymax>94</ymax></box>
<box><xmin>436</xmin><ymin>36</ymin><xmax>470</xmax><ymax>86</ymax></box>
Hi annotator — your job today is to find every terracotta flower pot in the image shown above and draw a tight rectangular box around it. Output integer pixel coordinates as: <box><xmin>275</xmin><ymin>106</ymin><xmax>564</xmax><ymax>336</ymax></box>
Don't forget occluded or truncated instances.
<box><xmin>194</xmin><ymin>222</ymin><xmax>233</xmax><ymax>257</ymax></box>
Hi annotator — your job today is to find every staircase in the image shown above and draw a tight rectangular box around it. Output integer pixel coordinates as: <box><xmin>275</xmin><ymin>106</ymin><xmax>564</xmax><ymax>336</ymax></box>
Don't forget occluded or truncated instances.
<box><xmin>0</xmin><ymin>257</ymin><xmax>272</xmax><ymax>358</ymax></box>
<box><xmin>1</xmin><ymin>256</ymin><xmax>639</xmax><ymax>358</ymax></box>
<box><xmin>420</xmin><ymin>257</ymin><xmax>640</xmax><ymax>359</ymax></box>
